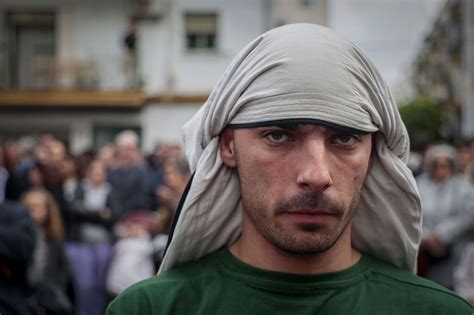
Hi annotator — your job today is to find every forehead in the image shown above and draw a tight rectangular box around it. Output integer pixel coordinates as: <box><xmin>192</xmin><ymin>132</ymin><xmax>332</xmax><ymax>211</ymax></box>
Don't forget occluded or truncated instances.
<box><xmin>25</xmin><ymin>192</ymin><xmax>47</xmax><ymax>204</ymax></box>
<box><xmin>433</xmin><ymin>156</ymin><xmax>452</xmax><ymax>164</ymax></box>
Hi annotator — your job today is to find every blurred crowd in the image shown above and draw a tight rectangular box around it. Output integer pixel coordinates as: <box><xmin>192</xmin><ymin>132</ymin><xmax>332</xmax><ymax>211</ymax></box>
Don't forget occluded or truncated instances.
<box><xmin>409</xmin><ymin>139</ymin><xmax>474</xmax><ymax>305</ymax></box>
<box><xmin>0</xmin><ymin>130</ymin><xmax>190</xmax><ymax>315</ymax></box>
<box><xmin>0</xmin><ymin>130</ymin><xmax>473</xmax><ymax>314</ymax></box>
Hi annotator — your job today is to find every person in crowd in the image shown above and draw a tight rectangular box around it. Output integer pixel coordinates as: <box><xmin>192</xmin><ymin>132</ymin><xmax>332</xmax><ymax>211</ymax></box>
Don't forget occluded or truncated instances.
<box><xmin>62</xmin><ymin>156</ymin><xmax>80</xmax><ymax>203</ymax></box>
<box><xmin>150</xmin><ymin>156</ymin><xmax>191</xmax><ymax>263</ymax></box>
<box><xmin>40</xmin><ymin>140</ymin><xmax>68</xmax><ymax>204</ymax></box>
<box><xmin>13</xmin><ymin>136</ymin><xmax>38</xmax><ymax>196</ymax></box>
<box><xmin>66</xmin><ymin>160</ymin><xmax>121</xmax><ymax>315</ymax></box>
<box><xmin>27</xmin><ymin>137</ymin><xmax>71</xmax><ymax>236</ymax></box>
<box><xmin>146</xmin><ymin>144</ymin><xmax>166</xmax><ymax>211</ymax></box>
<box><xmin>454</xmin><ymin>234</ymin><xmax>474</xmax><ymax>305</ymax></box>
<box><xmin>0</xmin><ymin>145</ymin><xmax>9</xmax><ymax>203</ymax></box>
<box><xmin>74</xmin><ymin>150</ymin><xmax>96</xmax><ymax>180</ymax></box>
<box><xmin>107</xmin><ymin>24</ymin><xmax>473</xmax><ymax>314</ymax></box>
<box><xmin>147</xmin><ymin>143</ymin><xmax>184</xmax><ymax>211</ymax></box>
<box><xmin>39</xmin><ymin>133</ymin><xmax>56</xmax><ymax>149</ymax></box>
<box><xmin>106</xmin><ymin>210</ymin><xmax>156</xmax><ymax>298</ymax></box>
<box><xmin>27</xmin><ymin>164</ymin><xmax>46</xmax><ymax>190</ymax></box>
<box><xmin>153</xmin><ymin>157</ymin><xmax>190</xmax><ymax>236</ymax></box>
<box><xmin>97</xmin><ymin>143</ymin><xmax>117</xmax><ymax>172</ymax></box>
<box><xmin>457</xmin><ymin>139</ymin><xmax>474</xmax><ymax>184</ymax></box>
<box><xmin>21</xmin><ymin>188</ymin><xmax>73</xmax><ymax>314</ymax></box>
<box><xmin>2</xmin><ymin>139</ymin><xmax>24</xmax><ymax>200</ymax></box>
<box><xmin>417</xmin><ymin>144</ymin><xmax>474</xmax><ymax>289</ymax></box>
<box><xmin>108</xmin><ymin>130</ymin><xmax>149</xmax><ymax>216</ymax></box>
<box><xmin>0</xmin><ymin>201</ymin><xmax>37</xmax><ymax>315</ymax></box>
<box><xmin>34</xmin><ymin>141</ymin><xmax>50</xmax><ymax>167</ymax></box>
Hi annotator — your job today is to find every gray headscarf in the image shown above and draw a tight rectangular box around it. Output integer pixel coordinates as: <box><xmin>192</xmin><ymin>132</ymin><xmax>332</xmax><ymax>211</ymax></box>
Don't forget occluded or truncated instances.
<box><xmin>160</xmin><ymin>24</ymin><xmax>422</xmax><ymax>273</ymax></box>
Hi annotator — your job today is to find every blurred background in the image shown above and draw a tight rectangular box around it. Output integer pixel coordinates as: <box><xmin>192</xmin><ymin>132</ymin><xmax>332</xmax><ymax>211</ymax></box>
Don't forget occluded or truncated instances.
<box><xmin>1</xmin><ymin>0</ymin><xmax>474</xmax><ymax>314</ymax></box>
<box><xmin>1</xmin><ymin>0</ymin><xmax>471</xmax><ymax>151</ymax></box>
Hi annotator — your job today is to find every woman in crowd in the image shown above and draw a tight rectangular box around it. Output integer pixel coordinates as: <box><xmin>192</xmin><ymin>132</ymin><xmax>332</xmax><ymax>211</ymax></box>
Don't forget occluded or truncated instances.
<box><xmin>417</xmin><ymin>144</ymin><xmax>474</xmax><ymax>289</ymax></box>
<box><xmin>21</xmin><ymin>188</ymin><xmax>73</xmax><ymax>314</ymax></box>
<box><xmin>66</xmin><ymin>160</ymin><xmax>121</xmax><ymax>315</ymax></box>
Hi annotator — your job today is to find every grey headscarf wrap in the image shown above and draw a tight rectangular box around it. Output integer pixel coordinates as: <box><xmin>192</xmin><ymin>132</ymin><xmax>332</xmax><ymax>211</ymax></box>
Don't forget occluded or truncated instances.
<box><xmin>160</xmin><ymin>24</ymin><xmax>422</xmax><ymax>273</ymax></box>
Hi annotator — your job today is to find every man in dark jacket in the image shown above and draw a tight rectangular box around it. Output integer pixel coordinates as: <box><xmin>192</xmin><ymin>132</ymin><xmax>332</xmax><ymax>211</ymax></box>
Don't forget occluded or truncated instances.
<box><xmin>0</xmin><ymin>201</ymin><xmax>36</xmax><ymax>315</ymax></box>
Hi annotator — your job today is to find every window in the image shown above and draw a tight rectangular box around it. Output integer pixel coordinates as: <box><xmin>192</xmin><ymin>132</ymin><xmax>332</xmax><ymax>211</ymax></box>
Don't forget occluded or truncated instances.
<box><xmin>185</xmin><ymin>13</ymin><xmax>217</xmax><ymax>52</ymax></box>
<box><xmin>299</xmin><ymin>0</ymin><xmax>313</xmax><ymax>7</ymax></box>
<box><xmin>6</xmin><ymin>11</ymin><xmax>56</xmax><ymax>89</ymax></box>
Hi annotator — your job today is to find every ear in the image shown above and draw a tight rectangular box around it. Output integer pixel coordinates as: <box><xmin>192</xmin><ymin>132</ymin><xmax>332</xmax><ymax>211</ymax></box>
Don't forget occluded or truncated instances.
<box><xmin>219</xmin><ymin>128</ymin><xmax>237</xmax><ymax>168</ymax></box>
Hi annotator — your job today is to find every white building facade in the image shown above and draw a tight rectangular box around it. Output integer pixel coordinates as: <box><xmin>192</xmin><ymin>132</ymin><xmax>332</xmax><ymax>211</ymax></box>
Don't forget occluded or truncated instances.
<box><xmin>0</xmin><ymin>0</ymin><xmax>327</xmax><ymax>153</ymax></box>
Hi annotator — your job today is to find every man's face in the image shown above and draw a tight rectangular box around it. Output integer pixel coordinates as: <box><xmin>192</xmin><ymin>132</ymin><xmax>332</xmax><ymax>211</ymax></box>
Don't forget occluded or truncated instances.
<box><xmin>220</xmin><ymin>123</ymin><xmax>372</xmax><ymax>255</ymax></box>
<box><xmin>117</xmin><ymin>144</ymin><xmax>137</xmax><ymax>166</ymax></box>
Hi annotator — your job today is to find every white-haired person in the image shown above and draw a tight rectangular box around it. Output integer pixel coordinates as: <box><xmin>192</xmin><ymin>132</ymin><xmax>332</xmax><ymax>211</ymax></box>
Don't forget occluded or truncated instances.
<box><xmin>417</xmin><ymin>144</ymin><xmax>474</xmax><ymax>290</ymax></box>
<box><xmin>108</xmin><ymin>130</ymin><xmax>150</xmax><ymax>216</ymax></box>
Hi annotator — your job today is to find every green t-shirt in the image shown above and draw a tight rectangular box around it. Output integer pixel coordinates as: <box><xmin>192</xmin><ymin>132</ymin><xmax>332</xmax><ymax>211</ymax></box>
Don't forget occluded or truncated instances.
<box><xmin>107</xmin><ymin>247</ymin><xmax>473</xmax><ymax>314</ymax></box>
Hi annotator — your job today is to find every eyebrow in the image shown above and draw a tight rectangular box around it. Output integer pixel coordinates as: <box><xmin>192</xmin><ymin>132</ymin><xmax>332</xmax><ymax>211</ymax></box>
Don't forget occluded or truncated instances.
<box><xmin>262</xmin><ymin>123</ymin><xmax>368</xmax><ymax>135</ymax></box>
<box><xmin>228</xmin><ymin>119</ymin><xmax>370</xmax><ymax>134</ymax></box>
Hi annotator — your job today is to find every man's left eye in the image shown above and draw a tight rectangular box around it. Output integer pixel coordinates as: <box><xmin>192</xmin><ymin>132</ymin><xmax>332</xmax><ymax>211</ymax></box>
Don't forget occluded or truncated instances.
<box><xmin>334</xmin><ymin>134</ymin><xmax>359</xmax><ymax>146</ymax></box>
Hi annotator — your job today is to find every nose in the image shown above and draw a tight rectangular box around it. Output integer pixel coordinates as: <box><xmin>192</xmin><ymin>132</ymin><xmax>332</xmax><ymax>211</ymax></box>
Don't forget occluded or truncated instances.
<box><xmin>296</xmin><ymin>139</ymin><xmax>332</xmax><ymax>192</ymax></box>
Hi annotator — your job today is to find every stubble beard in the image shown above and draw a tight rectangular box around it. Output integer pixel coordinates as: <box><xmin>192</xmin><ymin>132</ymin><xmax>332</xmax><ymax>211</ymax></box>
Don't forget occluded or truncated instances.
<box><xmin>237</xmin><ymin>167</ymin><xmax>363</xmax><ymax>257</ymax></box>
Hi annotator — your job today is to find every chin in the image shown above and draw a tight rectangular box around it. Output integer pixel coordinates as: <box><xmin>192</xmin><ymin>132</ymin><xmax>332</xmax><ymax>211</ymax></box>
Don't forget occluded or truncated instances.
<box><xmin>270</xmin><ymin>231</ymin><xmax>341</xmax><ymax>256</ymax></box>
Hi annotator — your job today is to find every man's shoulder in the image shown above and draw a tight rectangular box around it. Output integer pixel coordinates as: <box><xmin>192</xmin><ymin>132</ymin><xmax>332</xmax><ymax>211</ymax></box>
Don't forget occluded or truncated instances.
<box><xmin>107</xmin><ymin>249</ymin><xmax>222</xmax><ymax>314</ymax></box>
<box><xmin>364</xmin><ymin>255</ymin><xmax>473</xmax><ymax>312</ymax></box>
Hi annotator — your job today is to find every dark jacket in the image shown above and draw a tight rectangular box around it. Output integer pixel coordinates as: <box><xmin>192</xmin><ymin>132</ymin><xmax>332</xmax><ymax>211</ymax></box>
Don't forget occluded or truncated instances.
<box><xmin>0</xmin><ymin>201</ymin><xmax>36</xmax><ymax>315</ymax></box>
<box><xmin>66</xmin><ymin>181</ymin><xmax>122</xmax><ymax>242</ymax></box>
<box><xmin>108</xmin><ymin>164</ymin><xmax>149</xmax><ymax>214</ymax></box>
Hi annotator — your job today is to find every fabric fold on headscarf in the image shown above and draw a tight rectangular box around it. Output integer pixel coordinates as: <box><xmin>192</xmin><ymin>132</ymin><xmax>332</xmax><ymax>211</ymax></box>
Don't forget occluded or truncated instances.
<box><xmin>159</xmin><ymin>23</ymin><xmax>422</xmax><ymax>273</ymax></box>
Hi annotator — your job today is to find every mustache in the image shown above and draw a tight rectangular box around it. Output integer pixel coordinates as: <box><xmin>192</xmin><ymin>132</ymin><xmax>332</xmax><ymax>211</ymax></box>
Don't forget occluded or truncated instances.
<box><xmin>275</xmin><ymin>192</ymin><xmax>344</xmax><ymax>215</ymax></box>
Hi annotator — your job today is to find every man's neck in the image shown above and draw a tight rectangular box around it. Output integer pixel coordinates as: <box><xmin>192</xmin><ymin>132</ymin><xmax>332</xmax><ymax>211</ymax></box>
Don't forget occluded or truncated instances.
<box><xmin>229</xmin><ymin>223</ymin><xmax>361</xmax><ymax>275</ymax></box>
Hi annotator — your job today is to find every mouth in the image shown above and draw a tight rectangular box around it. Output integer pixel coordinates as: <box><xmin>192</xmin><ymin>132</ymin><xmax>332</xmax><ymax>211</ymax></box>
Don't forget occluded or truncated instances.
<box><xmin>290</xmin><ymin>207</ymin><xmax>334</xmax><ymax>215</ymax></box>
<box><xmin>282</xmin><ymin>208</ymin><xmax>338</xmax><ymax>224</ymax></box>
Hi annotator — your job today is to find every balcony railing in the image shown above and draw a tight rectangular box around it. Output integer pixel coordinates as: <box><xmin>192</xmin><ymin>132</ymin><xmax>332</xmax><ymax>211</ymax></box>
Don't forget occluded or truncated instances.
<box><xmin>0</xmin><ymin>53</ymin><xmax>141</xmax><ymax>91</ymax></box>
<box><xmin>0</xmin><ymin>50</ymin><xmax>145</xmax><ymax>108</ymax></box>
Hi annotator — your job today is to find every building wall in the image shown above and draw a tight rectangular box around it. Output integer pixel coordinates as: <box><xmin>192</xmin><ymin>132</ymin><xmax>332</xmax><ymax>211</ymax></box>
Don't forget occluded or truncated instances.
<box><xmin>0</xmin><ymin>0</ymin><xmax>133</xmax><ymax>90</ymax></box>
<box><xmin>139</xmin><ymin>0</ymin><xmax>268</xmax><ymax>94</ymax></box>
<box><xmin>0</xmin><ymin>0</ymin><xmax>331</xmax><ymax>153</ymax></box>
<box><xmin>140</xmin><ymin>103</ymin><xmax>200</xmax><ymax>152</ymax></box>
<box><xmin>58</xmin><ymin>0</ymin><xmax>132</xmax><ymax>90</ymax></box>
<box><xmin>271</xmin><ymin>0</ymin><xmax>327</xmax><ymax>26</ymax></box>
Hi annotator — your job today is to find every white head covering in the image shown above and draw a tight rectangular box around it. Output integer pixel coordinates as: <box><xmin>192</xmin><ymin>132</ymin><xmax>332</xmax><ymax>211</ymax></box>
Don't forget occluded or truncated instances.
<box><xmin>160</xmin><ymin>24</ymin><xmax>422</xmax><ymax>273</ymax></box>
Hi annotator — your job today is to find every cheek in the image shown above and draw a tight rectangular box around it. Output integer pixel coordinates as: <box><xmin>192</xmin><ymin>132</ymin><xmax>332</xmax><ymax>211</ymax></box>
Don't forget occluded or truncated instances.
<box><xmin>236</xmin><ymin>150</ymin><xmax>287</xmax><ymax>202</ymax></box>
<box><xmin>251</xmin><ymin>153</ymin><xmax>292</xmax><ymax>187</ymax></box>
<box><xmin>350</xmin><ymin>162</ymin><xmax>369</xmax><ymax>182</ymax></box>
<box><xmin>334</xmin><ymin>155</ymin><xmax>370</xmax><ymax>189</ymax></box>
<box><xmin>30</xmin><ymin>208</ymin><xmax>47</xmax><ymax>223</ymax></box>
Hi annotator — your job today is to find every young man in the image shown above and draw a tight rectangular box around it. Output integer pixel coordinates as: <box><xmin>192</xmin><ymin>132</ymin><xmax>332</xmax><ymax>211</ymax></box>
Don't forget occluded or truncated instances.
<box><xmin>107</xmin><ymin>24</ymin><xmax>473</xmax><ymax>314</ymax></box>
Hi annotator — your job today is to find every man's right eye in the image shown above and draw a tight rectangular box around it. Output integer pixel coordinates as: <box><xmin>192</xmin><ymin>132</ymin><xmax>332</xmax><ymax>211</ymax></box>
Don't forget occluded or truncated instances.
<box><xmin>264</xmin><ymin>131</ymin><xmax>289</xmax><ymax>143</ymax></box>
